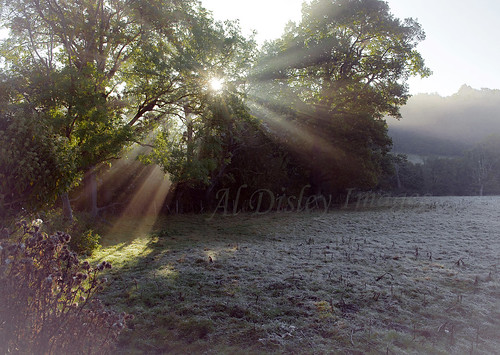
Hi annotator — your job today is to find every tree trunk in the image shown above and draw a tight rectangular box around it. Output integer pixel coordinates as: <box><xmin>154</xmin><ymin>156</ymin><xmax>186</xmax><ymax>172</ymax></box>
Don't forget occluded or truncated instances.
<box><xmin>61</xmin><ymin>193</ymin><xmax>73</xmax><ymax>221</ymax></box>
<box><xmin>184</xmin><ymin>105</ymin><xmax>194</xmax><ymax>164</ymax></box>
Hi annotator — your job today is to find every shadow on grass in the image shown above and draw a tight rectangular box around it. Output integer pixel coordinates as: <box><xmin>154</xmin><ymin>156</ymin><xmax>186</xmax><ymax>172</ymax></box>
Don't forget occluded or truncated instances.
<box><xmin>89</xmin><ymin>207</ymin><xmax>500</xmax><ymax>355</ymax></box>
<box><xmin>91</xmin><ymin>213</ymin><xmax>303</xmax><ymax>354</ymax></box>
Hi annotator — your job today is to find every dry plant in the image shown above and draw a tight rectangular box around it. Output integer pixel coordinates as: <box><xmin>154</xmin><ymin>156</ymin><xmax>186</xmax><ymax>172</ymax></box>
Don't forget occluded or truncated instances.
<box><xmin>0</xmin><ymin>220</ymin><xmax>131</xmax><ymax>354</ymax></box>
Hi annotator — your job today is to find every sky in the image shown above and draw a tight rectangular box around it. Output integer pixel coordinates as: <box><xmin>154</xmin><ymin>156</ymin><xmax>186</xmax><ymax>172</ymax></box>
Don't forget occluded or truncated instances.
<box><xmin>201</xmin><ymin>0</ymin><xmax>500</xmax><ymax>96</ymax></box>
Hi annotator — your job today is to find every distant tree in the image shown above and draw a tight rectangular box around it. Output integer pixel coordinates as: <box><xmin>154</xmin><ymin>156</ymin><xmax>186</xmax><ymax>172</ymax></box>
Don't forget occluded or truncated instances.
<box><xmin>388</xmin><ymin>136</ymin><xmax>500</xmax><ymax>197</ymax></box>
<box><xmin>379</xmin><ymin>154</ymin><xmax>425</xmax><ymax>193</ymax></box>
<box><xmin>421</xmin><ymin>157</ymin><xmax>471</xmax><ymax>196</ymax></box>
<box><xmin>250</xmin><ymin>0</ymin><xmax>430</xmax><ymax>194</ymax></box>
<box><xmin>466</xmin><ymin>135</ymin><xmax>500</xmax><ymax>196</ymax></box>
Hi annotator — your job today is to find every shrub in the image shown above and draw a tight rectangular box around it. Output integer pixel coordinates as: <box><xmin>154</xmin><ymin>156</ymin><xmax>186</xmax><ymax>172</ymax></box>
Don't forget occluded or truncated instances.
<box><xmin>69</xmin><ymin>229</ymin><xmax>101</xmax><ymax>256</ymax></box>
<box><xmin>0</xmin><ymin>107</ymin><xmax>76</xmax><ymax>219</ymax></box>
<box><xmin>0</xmin><ymin>220</ymin><xmax>130</xmax><ymax>354</ymax></box>
<box><xmin>40</xmin><ymin>211</ymin><xmax>103</xmax><ymax>256</ymax></box>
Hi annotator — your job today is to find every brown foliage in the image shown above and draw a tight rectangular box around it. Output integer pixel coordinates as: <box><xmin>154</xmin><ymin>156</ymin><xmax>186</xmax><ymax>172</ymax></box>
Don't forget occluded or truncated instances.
<box><xmin>0</xmin><ymin>221</ymin><xmax>130</xmax><ymax>354</ymax></box>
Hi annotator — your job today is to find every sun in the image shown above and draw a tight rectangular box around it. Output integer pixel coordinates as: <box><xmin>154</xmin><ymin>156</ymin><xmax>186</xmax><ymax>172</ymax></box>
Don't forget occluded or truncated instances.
<box><xmin>209</xmin><ymin>77</ymin><xmax>224</xmax><ymax>92</ymax></box>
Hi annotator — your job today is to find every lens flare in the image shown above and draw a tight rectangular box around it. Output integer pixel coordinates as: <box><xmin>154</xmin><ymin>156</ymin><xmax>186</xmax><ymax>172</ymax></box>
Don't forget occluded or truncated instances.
<box><xmin>209</xmin><ymin>77</ymin><xmax>224</xmax><ymax>92</ymax></box>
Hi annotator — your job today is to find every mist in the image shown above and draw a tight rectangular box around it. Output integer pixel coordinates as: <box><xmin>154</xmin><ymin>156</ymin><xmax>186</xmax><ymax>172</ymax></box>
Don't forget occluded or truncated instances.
<box><xmin>387</xmin><ymin>85</ymin><xmax>500</xmax><ymax>156</ymax></box>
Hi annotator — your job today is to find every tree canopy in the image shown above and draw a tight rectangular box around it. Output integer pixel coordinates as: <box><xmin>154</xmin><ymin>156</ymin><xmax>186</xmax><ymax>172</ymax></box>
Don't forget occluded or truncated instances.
<box><xmin>0</xmin><ymin>0</ymin><xmax>256</xmax><ymax>216</ymax></box>
<box><xmin>0</xmin><ymin>0</ymin><xmax>432</xmax><ymax>217</ymax></box>
<box><xmin>248</xmin><ymin>0</ymin><xmax>430</xmax><ymax>194</ymax></box>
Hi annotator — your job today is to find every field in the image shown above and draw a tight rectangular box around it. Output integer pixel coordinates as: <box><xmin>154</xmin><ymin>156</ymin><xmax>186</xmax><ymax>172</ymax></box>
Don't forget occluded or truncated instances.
<box><xmin>92</xmin><ymin>196</ymin><xmax>500</xmax><ymax>354</ymax></box>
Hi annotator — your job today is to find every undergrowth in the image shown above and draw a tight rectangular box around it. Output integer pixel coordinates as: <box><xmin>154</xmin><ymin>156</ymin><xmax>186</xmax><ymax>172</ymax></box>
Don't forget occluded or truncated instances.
<box><xmin>0</xmin><ymin>220</ymin><xmax>130</xmax><ymax>354</ymax></box>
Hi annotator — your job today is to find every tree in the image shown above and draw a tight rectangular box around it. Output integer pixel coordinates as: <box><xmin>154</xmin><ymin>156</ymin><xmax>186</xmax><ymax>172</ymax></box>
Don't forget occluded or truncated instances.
<box><xmin>0</xmin><ymin>0</ymin><xmax>218</xmax><ymax>218</ymax></box>
<box><xmin>377</xmin><ymin>154</ymin><xmax>425</xmax><ymax>193</ymax></box>
<box><xmin>250</xmin><ymin>0</ymin><xmax>430</xmax><ymax>194</ymax></box>
<box><xmin>141</xmin><ymin>16</ymin><xmax>258</xmax><ymax>211</ymax></box>
<box><xmin>0</xmin><ymin>100</ymin><xmax>76</xmax><ymax>219</ymax></box>
<box><xmin>466</xmin><ymin>135</ymin><xmax>500</xmax><ymax>196</ymax></box>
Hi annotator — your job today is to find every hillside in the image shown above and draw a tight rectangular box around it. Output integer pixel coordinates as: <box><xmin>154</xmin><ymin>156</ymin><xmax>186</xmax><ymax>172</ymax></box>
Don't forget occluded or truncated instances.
<box><xmin>387</xmin><ymin>85</ymin><xmax>500</xmax><ymax>156</ymax></box>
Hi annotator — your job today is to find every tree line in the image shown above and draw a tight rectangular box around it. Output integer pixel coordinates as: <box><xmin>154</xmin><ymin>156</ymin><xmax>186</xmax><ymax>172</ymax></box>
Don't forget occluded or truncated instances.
<box><xmin>0</xmin><ymin>0</ymin><xmax>430</xmax><ymax>220</ymax></box>
<box><xmin>382</xmin><ymin>135</ymin><xmax>500</xmax><ymax>196</ymax></box>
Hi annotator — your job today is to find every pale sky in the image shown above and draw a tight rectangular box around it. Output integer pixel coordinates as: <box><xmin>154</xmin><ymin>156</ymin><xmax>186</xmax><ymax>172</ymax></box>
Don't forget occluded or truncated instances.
<box><xmin>201</xmin><ymin>0</ymin><xmax>500</xmax><ymax>96</ymax></box>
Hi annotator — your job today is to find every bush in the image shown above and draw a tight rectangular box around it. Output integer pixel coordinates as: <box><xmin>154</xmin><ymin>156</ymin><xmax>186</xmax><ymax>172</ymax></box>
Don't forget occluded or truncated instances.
<box><xmin>40</xmin><ymin>211</ymin><xmax>102</xmax><ymax>256</ymax></box>
<box><xmin>0</xmin><ymin>220</ymin><xmax>130</xmax><ymax>354</ymax></box>
<box><xmin>69</xmin><ymin>229</ymin><xmax>101</xmax><ymax>256</ymax></box>
<box><xmin>0</xmin><ymin>107</ymin><xmax>76</xmax><ymax>218</ymax></box>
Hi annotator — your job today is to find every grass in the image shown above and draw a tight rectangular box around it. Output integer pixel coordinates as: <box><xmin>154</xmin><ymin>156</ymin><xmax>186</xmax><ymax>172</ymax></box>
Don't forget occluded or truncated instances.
<box><xmin>90</xmin><ymin>198</ymin><xmax>500</xmax><ymax>354</ymax></box>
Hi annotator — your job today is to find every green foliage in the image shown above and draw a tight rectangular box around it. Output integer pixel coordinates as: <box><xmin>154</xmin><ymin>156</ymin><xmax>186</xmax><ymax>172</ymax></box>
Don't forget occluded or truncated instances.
<box><xmin>253</xmin><ymin>0</ymin><xmax>430</xmax><ymax>116</ymax></box>
<box><xmin>0</xmin><ymin>0</ymin><xmax>205</xmax><ymax>214</ymax></box>
<box><xmin>0</xmin><ymin>0</ymin><xmax>262</xmax><ymax>215</ymax></box>
<box><xmin>31</xmin><ymin>210</ymin><xmax>104</xmax><ymax>255</ymax></box>
<box><xmin>0</xmin><ymin>104</ymin><xmax>76</xmax><ymax>217</ymax></box>
<box><xmin>144</xmin><ymin>126</ymin><xmax>218</xmax><ymax>187</ymax></box>
<box><xmin>56</xmin><ymin>212</ymin><xmax>103</xmax><ymax>256</ymax></box>
<box><xmin>249</xmin><ymin>0</ymin><xmax>430</xmax><ymax>194</ymax></box>
<box><xmin>212</xmin><ymin>122</ymin><xmax>310</xmax><ymax>202</ymax></box>
<box><xmin>69</xmin><ymin>229</ymin><xmax>101</xmax><ymax>256</ymax></box>
<box><xmin>0</xmin><ymin>221</ymin><xmax>129</xmax><ymax>354</ymax></box>
<box><xmin>140</xmin><ymin>14</ymin><xmax>258</xmax><ymax>202</ymax></box>
<box><xmin>0</xmin><ymin>0</ymin><xmax>432</xmax><ymax>213</ymax></box>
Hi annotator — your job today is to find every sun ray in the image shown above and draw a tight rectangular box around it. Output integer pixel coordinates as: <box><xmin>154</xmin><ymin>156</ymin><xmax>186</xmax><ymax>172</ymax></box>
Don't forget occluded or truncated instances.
<box><xmin>247</xmin><ymin>97</ymin><xmax>346</xmax><ymax>161</ymax></box>
<box><xmin>106</xmin><ymin>164</ymin><xmax>171</xmax><ymax>241</ymax></box>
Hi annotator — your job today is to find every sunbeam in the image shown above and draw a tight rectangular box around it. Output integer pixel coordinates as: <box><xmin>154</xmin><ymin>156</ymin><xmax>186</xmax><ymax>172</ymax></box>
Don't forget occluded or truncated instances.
<box><xmin>105</xmin><ymin>164</ymin><xmax>171</xmax><ymax>241</ymax></box>
<box><xmin>247</xmin><ymin>96</ymin><xmax>347</xmax><ymax>163</ymax></box>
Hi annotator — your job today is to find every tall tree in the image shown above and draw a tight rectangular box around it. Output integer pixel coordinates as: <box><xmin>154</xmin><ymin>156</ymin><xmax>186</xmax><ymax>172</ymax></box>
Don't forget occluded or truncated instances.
<box><xmin>250</xmin><ymin>0</ymin><xmax>430</xmax><ymax>194</ymax></box>
<box><xmin>0</xmin><ymin>98</ymin><xmax>76</xmax><ymax>219</ymax></box>
<box><xmin>0</xmin><ymin>0</ymin><xmax>219</xmax><ymax>218</ymax></box>
<box><xmin>141</xmin><ymin>16</ymin><xmax>258</xmax><ymax>211</ymax></box>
